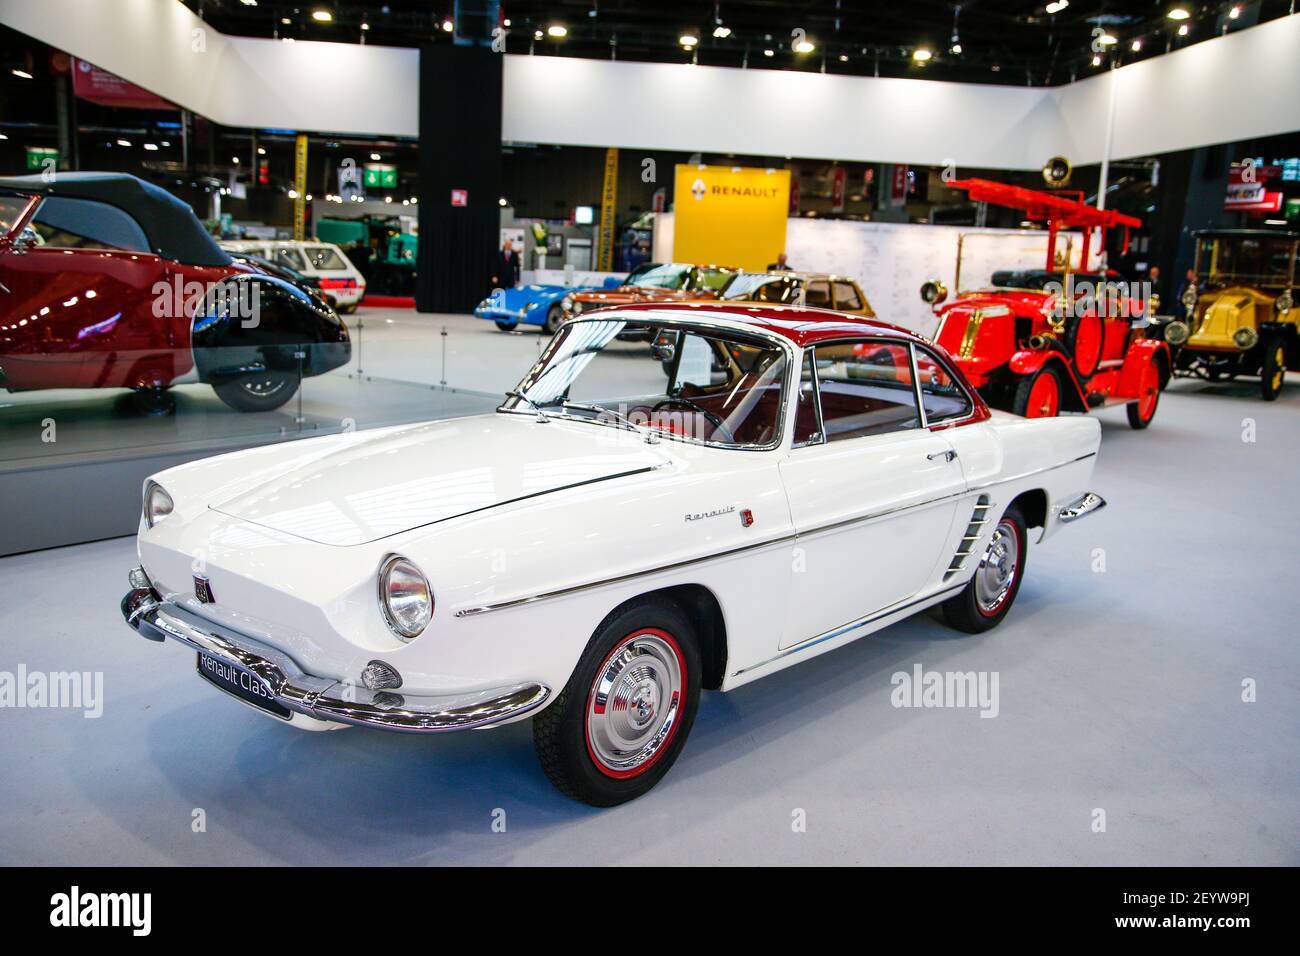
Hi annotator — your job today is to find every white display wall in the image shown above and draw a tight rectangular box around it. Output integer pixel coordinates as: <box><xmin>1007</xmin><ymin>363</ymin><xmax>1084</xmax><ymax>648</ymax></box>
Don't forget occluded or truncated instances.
<box><xmin>785</xmin><ymin>219</ymin><xmax>1081</xmax><ymax>337</ymax></box>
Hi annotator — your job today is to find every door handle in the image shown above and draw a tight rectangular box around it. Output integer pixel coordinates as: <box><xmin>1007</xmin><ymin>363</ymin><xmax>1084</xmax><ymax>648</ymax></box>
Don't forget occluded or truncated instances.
<box><xmin>927</xmin><ymin>449</ymin><xmax>957</xmax><ymax>462</ymax></box>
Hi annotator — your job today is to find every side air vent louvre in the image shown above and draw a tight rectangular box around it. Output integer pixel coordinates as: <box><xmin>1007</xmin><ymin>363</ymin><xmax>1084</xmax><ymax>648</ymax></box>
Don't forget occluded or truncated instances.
<box><xmin>945</xmin><ymin>495</ymin><xmax>993</xmax><ymax>581</ymax></box>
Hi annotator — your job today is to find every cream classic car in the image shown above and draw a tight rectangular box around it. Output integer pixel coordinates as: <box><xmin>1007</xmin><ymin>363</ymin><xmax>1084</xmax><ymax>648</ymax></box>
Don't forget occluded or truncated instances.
<box><xmin>121</xmin><ymin>302</ymin><xmax>1106</xmax><ymax>806</ymax></box>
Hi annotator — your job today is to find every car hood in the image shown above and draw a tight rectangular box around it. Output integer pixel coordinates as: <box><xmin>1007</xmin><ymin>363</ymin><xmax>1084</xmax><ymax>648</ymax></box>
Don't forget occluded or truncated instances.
<box><xmin>210</xmin><ymin>414</ymin><xmax>673</xmax><ymax>546</ymax></box>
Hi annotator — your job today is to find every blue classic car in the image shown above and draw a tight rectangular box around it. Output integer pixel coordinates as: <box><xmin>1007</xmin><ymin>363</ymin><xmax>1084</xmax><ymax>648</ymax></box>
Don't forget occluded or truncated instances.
<box><xmin>475</xmin><ymin>277</ymin><xmax>623</xmax><ymax>334</ymax></box>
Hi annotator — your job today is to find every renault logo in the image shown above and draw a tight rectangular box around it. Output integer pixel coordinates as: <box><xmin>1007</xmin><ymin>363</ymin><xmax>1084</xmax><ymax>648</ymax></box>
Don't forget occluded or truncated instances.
<box><xmin>691</xmin><ymin>178</ymin><xmax>707</xmax><ymax>201</ymax></box>
<box><xmin>194</xmin><ymin>574</ymin><xmax>215</xmax><ymax>604</ymax></box>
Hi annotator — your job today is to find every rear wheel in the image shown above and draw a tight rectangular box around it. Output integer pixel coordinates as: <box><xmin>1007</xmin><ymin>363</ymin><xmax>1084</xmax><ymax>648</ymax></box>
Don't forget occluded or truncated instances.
<box><xmin>544</xmin><ymin>304</ymin><xmax>564</xmax><ymax>335</ymax></box>
<box><xmin>1065</xmin><ymin>313</ymin><xmax>1104</xmax><ymax>379</ymax></box>
<box><xmin>212</xmin><ymin>372</ymin><xmax>298</xmax><ymax>412</ymax></box>
<box><xmin>533</xmin><ymin>599</ymin><xmax>701</xmax><ymax>806</ymax></box>
<box><xmin>1126</xmin><ymin>359</ymin><xmax>1161</xmax><ymax>429</ymax></box>
<box><xmin>494</xmin><ymin>320</ymin><xmax>518</xmax><ymax>332</ymax></box>
<box><xmin>942</xmin><ymin>505</ymin><xmax>1027</xmax><ymax>634</ymax></box>
<box><xmin>1260</xmin><ymin>338</ymin><xmax>1286</xmax><ymax>401</ymax></box>
<box><xmin>1012</xmin><ymin>365</ymin><xmax>1062</xmax><ymax>418</ymax></box>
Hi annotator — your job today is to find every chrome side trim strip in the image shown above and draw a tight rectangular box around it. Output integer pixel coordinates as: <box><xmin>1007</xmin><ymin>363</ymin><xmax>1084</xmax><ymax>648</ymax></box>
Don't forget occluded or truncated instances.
<box><xmin>1057</xmin><ymin>491</ymin><xmax>1107</xmax><ymax>522</ymax></box>
<box><xmin>731</xmin><ymin>583</ymin><xmax>967</xmax><ymax>677</ymax></box>
<box><xmin>456</xmin><ymin>453</ymin><xmax>1096</xmax><ymax>617</ymax></box>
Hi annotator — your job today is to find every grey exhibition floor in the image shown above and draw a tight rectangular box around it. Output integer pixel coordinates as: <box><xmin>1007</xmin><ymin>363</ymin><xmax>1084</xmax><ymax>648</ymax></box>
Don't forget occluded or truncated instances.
<box><xmin>0</xmin><ymin>371</ymin><xmax>1297</xmax><ymax>865</ymax></box>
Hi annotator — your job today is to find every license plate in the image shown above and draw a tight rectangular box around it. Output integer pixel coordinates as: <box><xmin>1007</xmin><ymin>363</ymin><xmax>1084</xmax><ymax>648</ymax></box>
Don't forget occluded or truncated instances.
<box><xmin>196</xmin><ymin>651</ymin><xmax>291</xmax><ymax>720</ymax></box>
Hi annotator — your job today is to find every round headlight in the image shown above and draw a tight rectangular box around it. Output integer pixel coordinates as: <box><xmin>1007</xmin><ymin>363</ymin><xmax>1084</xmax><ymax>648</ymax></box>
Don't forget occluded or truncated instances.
<box><xmin>561</xmin><ymin>295</ymin><xmax>574</xmax><ymax>310</ymax></box>
<box><xmin>1181</xmin><ymin>287</ymin><xmax>1198</xmax><ymax>311</ymax></box>
<box><xmin>378</xmin><ymin>555</ymin><xmax>432</xmax><ymax>641</ymax></box>
<box><xmin>1165</xmin><ymin>320</ymin><xmax>1190</xmax><ymax>346</ymax></box>
<box><xmin>572</xmin><ymin>301</ymin><xmax>584</xmax><ymax>315</ymax></box>
<box><xmin>144</xmin><ymin>481</ymin><xmax>174</xmax><ymax>528</ymax></box>
<box><xmin>1276</xmin><ymin>290</ymin><xmax>1293</xmax><ymax>316</ymax></box>
<box><xmin>1233</xmin><ymin>326</ymin><xmax>1259</xmax><ymax>350</ymax></box>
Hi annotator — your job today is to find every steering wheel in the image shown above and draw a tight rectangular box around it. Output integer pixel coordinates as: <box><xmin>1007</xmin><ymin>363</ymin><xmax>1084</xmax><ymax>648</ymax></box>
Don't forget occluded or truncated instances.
<box><xmin>651</xmin><ymin>397</ymin><xmax>737</xmax><ymax>444</ymax></box>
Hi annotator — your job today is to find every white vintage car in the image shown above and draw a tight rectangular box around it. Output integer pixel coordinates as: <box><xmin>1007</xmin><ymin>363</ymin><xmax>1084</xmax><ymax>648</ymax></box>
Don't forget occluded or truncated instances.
<box><xmin>121</xmin><ymin>302</ymin><xmax>1106</xmax><ymax>805</ymax></box>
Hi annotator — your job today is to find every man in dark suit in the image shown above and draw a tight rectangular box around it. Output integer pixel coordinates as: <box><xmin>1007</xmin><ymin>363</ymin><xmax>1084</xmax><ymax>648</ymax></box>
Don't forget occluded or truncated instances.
<box><xmin>492</xmin><ymin>239</ymin><xmax>520</xmax><ymax>288</ymax></box>
<box><xmin>767</xmin><ymin>252</ymin><xmax>792</xmax><ymax>271</ymax></box>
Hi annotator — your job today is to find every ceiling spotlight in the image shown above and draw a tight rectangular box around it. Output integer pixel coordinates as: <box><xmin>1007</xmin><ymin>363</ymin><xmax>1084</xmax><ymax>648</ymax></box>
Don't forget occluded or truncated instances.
<box><xmin>1131</xmin><ymin>38</ymin><xmax>1142</xmax><ymax>51</ymax></box>
<box><xmin>287</xmin><ymin>188</ymin><xmax>298</xmax><ymax>199</ymax></box>
<box><xmin>143</xmin><ymin>143</ymin><xmax>159</xmax><ymax>151</ymax></box>
<box><xmin>1091</xmin><ymin>53</ymin><xmax>1102</xmax><ymax>66</ymax></box>
<box><xmin>280</xmin><ymin>17</ymin><xmax>290</xmax><ymax>24</ymax></box>
<box><xmin>504</xmin><ymin>18</ymin><xmax>512</xmax><ymax>27</ymax></box>
<box><xmin>116</xmin><ymin>139</ymin><xmax>131</xmax><ymax>147</ymax></box>
<box><xmin>1177</xmin><ymin>23</ymin><xmax>1189</xmax><ymax>35</ymax></box>
<box><xmin>713</xmin><ymin>25</ymin><xmax>731</xmax><ymax>38</ymax></box>
<box><xmin>311</xmin><ymin>9</ymin><xmax>333</xmax><ymax>23</ymax></box>
<box><xmin>1096</xmin><ymin>32</ymin><xmax>1117</xmax><ymax>45</ymax></box>
<box><xmin>912</xmin><ymin>47</ymin><xmax>932</xmax><ymax>62</ymax></box>
<box><xmin>763</xmin><ymin>48</ymin><xmax>775</xmax><ymax>57</ymax></box>
<box><xmin>360</xmin><ymin>20</ymin><xmax>369</xmax><ymax>31</ymax></box>
<box><xmin>794</xmin><ymin>39</ymin><xmax>815</xmax><ymax>53</ymax></box>
<box><xmin>1045</xmin><ymin>1</ymin><xmax>1069</xmax><ymax>13</ymax></box>
<box><xmin>11</xmin><ymin>68</ymin><xmax>32</xmax><ymax>79</ymax></box>
<box><xmin>305</xmin><ymin>194</ymin><xmax>313</xmax><ymax>201</ymax></box>
<box><xmin>839</xmin><ymin>53</ymin><xmax>849</xmax><ymax>61</ymax></box>
<box><xmin>257</xmin><ymin>147</ymin><xmax>266</xmax><ymax>155</ymax></box>
<box><xmin>534</xmin><ymin>30</ymin><xmax>543</xmax><ymax>39</ymax></box>
<box><xmin>441</xmin><ymin>19</ymin><xmax>453</xmax><ymax>32</ymax></box>
<box><xmin>231</xmin><ymin>156</ymin><xmax>240</xmax><ymax>164</ymax></box>
<box><xmin>547</xmin><ymin>24</ymin><xmax>568</xmax><ymax>37</ymax></box>
<box><xmin>498</xmin><ymin>197</ymin><xmax>508</xmax><ymax>207</ymax></box>
<box><xmin>1228</xmin><ymin>5</ymin><xmax>1241</xmax><ymax>18</ymax></box>
<box><xmin>950</xmin><ymin>42</ymin><xmax>963</xmax><ymax>54</ymax></box>
<box><xmin>1166</xmin><ymin>6</ymin><xmax>1190</xmax><ymax>19</ymax></box>
<box><xmin>239</xmin><ymin>0</ymin><xmax>258</xmax><ymax>6</ymax></box>
<box><xmin>680</xmin><ymin>34</ymin><xmax>699</xmax><ymax>47</ymax></box>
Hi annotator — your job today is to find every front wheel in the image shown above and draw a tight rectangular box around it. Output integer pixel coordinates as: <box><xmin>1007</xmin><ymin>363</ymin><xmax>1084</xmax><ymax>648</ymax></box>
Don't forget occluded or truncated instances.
<box><xmin>212</xmin><ymin>372</ymin><xmax>298</xmax><ymax>412</ymax></box>
<box><xmin>494</xmin><ymin>320</ymin><xmax>518</xmax><ymax>332</ymax></box>
<box><xmin>1012</xmin><ymin>365</ymin><xmax>1062</xmax><ymax>418</ymax></box>
<box><xmin>942</xmin><ymin>505</ymin><xmax>1027</xmax><ymax>634</ymax></box>
<box><xmin>532</xmin><ymin>599</ymin><xmax>701</xmax><ymax>806</ymax></box>
<box><xmin>1260</xmin><ymin>338</ymin><xmax>1286</xmax><ymax>401</ymax></box>
<box><xmin>1126</xmin><ymin>358</ymin><xmax>1162</xmax><ymax>429</ymax></box>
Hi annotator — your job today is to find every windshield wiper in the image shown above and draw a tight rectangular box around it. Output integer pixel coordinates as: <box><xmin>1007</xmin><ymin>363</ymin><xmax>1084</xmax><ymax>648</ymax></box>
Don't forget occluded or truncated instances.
<box><xmin>556</xmin><ymin>400</ymin><xmax>659</xmax><ymax>444</ymax></box>
<box><xmin>504</xmin><ymin>390</ymin><xmax>550</xmax><ymax>422</ymax></box>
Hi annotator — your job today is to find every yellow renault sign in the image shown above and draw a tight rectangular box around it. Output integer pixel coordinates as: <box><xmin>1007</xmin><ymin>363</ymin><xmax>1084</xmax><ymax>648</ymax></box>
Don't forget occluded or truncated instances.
<box><xmin>673</xmin><ymin>165</ymin><xmax>790</xmax><ymax>271</ymax></box>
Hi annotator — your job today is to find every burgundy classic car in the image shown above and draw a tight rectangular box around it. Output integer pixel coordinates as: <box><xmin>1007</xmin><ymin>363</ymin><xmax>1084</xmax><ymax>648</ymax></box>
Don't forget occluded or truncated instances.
<box><xmin>921</xmin><ymin>179</ymin><xmax>1169</xmax><ymax>429</ymax></box>
<box><xmin>0</xmin><ymin>173</ymin><xmax>350</xmax><ymax>413</ymax></box>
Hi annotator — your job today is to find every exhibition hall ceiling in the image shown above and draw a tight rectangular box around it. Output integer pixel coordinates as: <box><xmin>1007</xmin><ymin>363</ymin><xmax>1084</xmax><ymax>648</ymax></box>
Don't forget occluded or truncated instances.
<box><xmin>185</xmin><ymin>0</ymin><xmax>1289</xmax><ymax>85</ymax></box>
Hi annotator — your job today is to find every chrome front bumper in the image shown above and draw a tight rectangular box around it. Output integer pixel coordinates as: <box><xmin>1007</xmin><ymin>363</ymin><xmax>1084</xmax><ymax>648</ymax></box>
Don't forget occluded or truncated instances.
<box><xmin>120</xmin><ymin>578</ymin><xmax>550</xmax><ymax>734</ymax></box>
<box><xmin>1057</xmin><ymin>492</ymin><xmax>1107</xmax><ymax>523</ymax></box>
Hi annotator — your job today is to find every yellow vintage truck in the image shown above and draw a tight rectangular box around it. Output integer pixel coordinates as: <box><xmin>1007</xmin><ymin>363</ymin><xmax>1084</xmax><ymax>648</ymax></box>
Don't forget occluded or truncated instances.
<box><xmin>1153</xmin><ymin>229</ymin><xmax>1298</xmax><ymax>401</ymax></box>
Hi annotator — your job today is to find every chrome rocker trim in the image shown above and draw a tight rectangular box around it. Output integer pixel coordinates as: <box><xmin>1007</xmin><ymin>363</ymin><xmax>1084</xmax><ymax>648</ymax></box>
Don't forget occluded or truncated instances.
<box><xmin>1056</xmin><ymin>492</ymin><xmax>1107</xmax><ymax>523</ymax></box>
<box><xmin>120</xmin><ymin>583</ymin><xmax>550</xmax><ymax>733</ymax></box>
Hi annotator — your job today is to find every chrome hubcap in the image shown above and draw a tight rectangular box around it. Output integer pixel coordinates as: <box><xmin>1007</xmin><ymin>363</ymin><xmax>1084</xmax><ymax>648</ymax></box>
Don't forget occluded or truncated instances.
<box><xmin>586</xmin><ymin>632</ymin><xmax>683</xmax><ymax>776</ymax></box>
<box><xmin>975</xmin><ymin>520</ymin><xmax>1019</xmax><ymax>614</ymax></box>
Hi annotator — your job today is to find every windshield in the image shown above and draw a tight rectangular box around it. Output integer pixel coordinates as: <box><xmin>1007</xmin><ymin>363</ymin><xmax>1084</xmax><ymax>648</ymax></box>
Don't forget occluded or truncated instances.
<box><xmin>1196</xmin><ymin>236</ymin><xmax>1297</xmax><ymax>288</ymax></box>
<box><xmin>0</xmin><ymin>194</ymin><xmax>30</xmax><ymax>236</ymax></box>
<box><xmin>504</xmin><ymin>318</ymin><xmax>790</xmax><ymax>448</ymax></box>
<box><xmin>624</xmin><ymin>263</ymin><xmax>692</xmax><ymax>290</ymax></box>
<box><xmin>721</xmin><ymin>273</ymin><xmax>802</xmax><ymax>303</ymax></box>
<box><xmin>305</xmin><ymin>245</ymin><xmax>349</xmax><ymax>270</ymax></box>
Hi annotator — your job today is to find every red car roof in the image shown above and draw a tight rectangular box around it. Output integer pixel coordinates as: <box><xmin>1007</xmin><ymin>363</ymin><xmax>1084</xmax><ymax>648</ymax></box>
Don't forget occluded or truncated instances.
<box><xmin>591</xmin><ymin>301</ymin><xmax>926</xmax><ymax>348</ymax></box>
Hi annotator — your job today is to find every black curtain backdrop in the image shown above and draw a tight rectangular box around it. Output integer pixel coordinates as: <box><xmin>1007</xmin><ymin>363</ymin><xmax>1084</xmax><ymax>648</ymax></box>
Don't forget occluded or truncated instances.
<box><xmin>416</xmin><ymin>44</ymin><xmax>503</xmax><ymax>313</ymax></box>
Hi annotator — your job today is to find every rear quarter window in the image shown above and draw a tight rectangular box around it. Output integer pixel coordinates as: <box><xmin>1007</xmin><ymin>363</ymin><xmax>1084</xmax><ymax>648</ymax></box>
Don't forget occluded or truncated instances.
<box><xmin>305</xmin><ymin>246</ymin><xmax>348</xmax><ymax>270</ymax></box>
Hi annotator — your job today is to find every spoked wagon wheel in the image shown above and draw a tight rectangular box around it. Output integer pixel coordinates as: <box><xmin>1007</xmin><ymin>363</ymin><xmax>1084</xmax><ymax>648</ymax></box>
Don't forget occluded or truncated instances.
<box><xmin>1065</xmin><ymin>313</ymin><xmax>1104</xmax><ymax>380</ymax></box>
<box><xmin>1126</xmin><ymin>359</ymin><xmax>1161</xmax><ymax>429</ymax></box>
<box><xmin>1012</xmin><ymin>366</ymin><xmax>1062</xmax><ymax>419</ymax></box>
<box><xmin>1260</xmin><ymin>338</ymin><xmax>1286</xmax><ymax>401</ymax></box>
<box><xmin>942</xmin><ymin>505</ymin><xmax>1028</xmax><ymax>634</ymax></box>
<box><xmin>533</xmin><ymin>599</ymin><xmax>701</xmax><ymax>806</ymax></box>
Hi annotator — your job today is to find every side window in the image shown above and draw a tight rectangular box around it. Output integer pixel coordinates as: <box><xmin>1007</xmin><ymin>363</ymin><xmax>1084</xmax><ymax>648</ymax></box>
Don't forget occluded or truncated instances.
<box><xmin>833</xmin><ymin>281</ymin><xmax>863</xmax><ymax>312</ymax></box>
<box><xmin>805</xmin><ymin>281</ymin><xmax>831</xmax><ymax>308</ymax></box>
<box><xmin>274</xmin><ymin>247</ymin><xmax>307</xmax><ymax>271</ymax></box>
<box><xmin>813</xmin><ymin>341</ymin><xmax>920</xmax><ymax>441</ymax></box>
<box><xmin>792</xmin><ymin>350</ymin><xmax>822</xmax><ymax>445</ymax></box>
<box><xmin>29</xmin><ymin>196</ymin><xmax>150</xmax><ymax>253</ymax></box>
<box><xmin>914</xmin><ymin>347</ymin><xmax>973</xmax><ymax>424</ymax></box>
